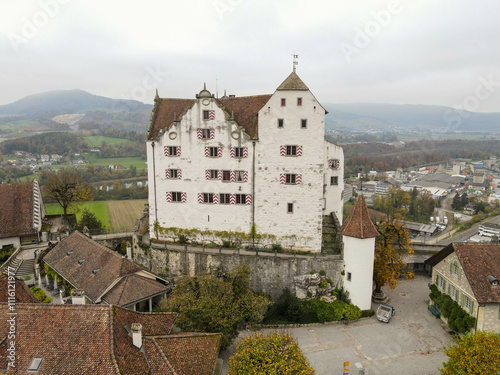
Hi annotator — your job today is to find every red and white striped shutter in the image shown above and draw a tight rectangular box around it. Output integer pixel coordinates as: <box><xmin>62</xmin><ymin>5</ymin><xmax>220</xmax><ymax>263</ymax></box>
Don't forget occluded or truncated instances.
<box><xmin>181</xmin><ymin>192</ymin><xmax>187</xmax><ymax>202</ymax></box>
<box><xmin>217</xmin><ymin>147</ymin><xmax>222</xmax><ymax>157</ymax></box>
<box><xmin>213</xmin><ymin>193</ymin><xmax>219</xmax><ymax>204</ymax></box>
<box><xmin>230</xmin><ymin>171</ymin><xmax>236</xmax><ymax>182</ymax></box>
<box><xmin>209</xmin><ymin>110</ymin><xmax>215</xmax><ymax>120</ymax></box>
<box><xmin>335</xmin><ymin>159</ymin><xmax>340</xmax><ymax>169</ymax></box>
<box><xmin>280</xmin><ymin>145</ymin><xmax>286</xmax><ymax>156</ymax></box>
<box><xmin>230</xmin><ymin>147</ymin><xmax>235</xmax><ymax>158</ymax></box>
<box><xmin>197</xmin><ymin>129</ymin><xmax>202</xmax><ymax>139</ymax></box>
<box><xmin>210</xmin><ymin>129</ymin><xmax>215</xmax><ymax>139</ymax></box>
<box><xmin>230</xmin><ymin>194</ymin><xmax>236</xmax><ymax>204</ymax></box>
<box><xmin>243</xmin><ymin>171</ymin><xmax>248</xmax><ymax>182</ymax></box>
<box><xmin>166</xmin><ymin>192</ymin><xmax>172</xmax><ymax>202</ymax></box>
<box><xmin>218</xmin><ymin>170</ymin><xmax>223</xmax><ymax>180</ymax></box>
<box><xmin>205</xmin><ymin>170</ymin><xmax>211</xmax><ymax>180</ymax></box>
<box><xmin>280</xmin><ymin>174</ymin><xmax>286</xmax><ymax>184</ymax></box>
<box><xmin>246</xmin><ymin>194</ymin><xmax>252</xmax><ymax>205</ymax></box>
<box><xmin>165</xmin><ymin>169</ymin><xmax>170</xmax><ymax>179</ymax></box>
<box><xmin>297</xmin><ymin>145</ymin><xmax>303</xmax><ymax>156</ymax></box>
<box><xmin>198</xmin><ymin>193</ymin><xmax>204</xmax><ymax>204</ymax></box>
<box><xmin>164</xmin><ymin>147</ymin><xmax>169</xmax><ymax>156</ymax></box>
<box><xmin>176</xmin><ymin>147</ymin><xmax>181</xmax><ymax>157</ymax></box>
<box><xmin>177</xmin><ymin>169</ymin><xmax>182</xmax><ymax>179</ymax></box>
<box><xmin>296</xmin><ymin>174</ymin><xmax>302</xmax><ymax>185</ymax></box>
<box><xmin>328</xmin><ymin>159</ymin><xmax>333</xmax><ymax>169</ymax></box>
<box><xmin>243</xmin><ymin>147</ymin><xmax>249</xmax><ymax>158</ymax></box>
<box><xmin>205</xmin><ymin>147</ymin><xmax>210</xmax><ymax>157</ymax></box>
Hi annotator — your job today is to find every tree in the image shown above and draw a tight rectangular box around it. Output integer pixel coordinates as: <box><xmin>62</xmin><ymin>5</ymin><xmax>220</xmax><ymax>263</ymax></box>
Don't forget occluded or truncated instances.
<box><xmin>43</xmin><ymin>171</ymin><xmax>93</xmax><ymax>224</ymax></box>
<box><xmin>440</xmin><ymin>331</ymin><xmax>500</xmax><ymax>374</ymax></box>
<box><xmin>76</xmin><ymin>209</ymin><xmax>103</xmax><ymax>233</ymax></box>
<box><xmin>373</xmin><ymin>215</ymin><xmax>414</xmax><ymax>293</ymax></box>
<box><xmin>228</xmin><ymin>332</ymin><xmax>314</xmax><ymax>375</ymax></box>
<box><xmin>160</xmin><ymin>265</ymin><xmax>271</xmax><ymax>350</ymax></box>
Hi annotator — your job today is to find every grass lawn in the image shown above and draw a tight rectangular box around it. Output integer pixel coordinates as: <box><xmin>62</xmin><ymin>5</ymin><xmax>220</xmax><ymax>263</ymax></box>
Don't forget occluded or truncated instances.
<box><xmin>84</xmin><ymin>136</ymin><xmax>134</xmax><ymax>147</ymax></box>
<box><xmin>84</xmin><ymin>153</ymin><xmax>147</xmax><ymax>169</ymax></box>
<box><xmin>45</xmin><ymin>199</ymin><xmax>147</xmax><ymax>232</ymax></box>
<box><xmin>45</xmin><ymin>201</ymin><xmax>112</xmax><ymax>230</ymax></box>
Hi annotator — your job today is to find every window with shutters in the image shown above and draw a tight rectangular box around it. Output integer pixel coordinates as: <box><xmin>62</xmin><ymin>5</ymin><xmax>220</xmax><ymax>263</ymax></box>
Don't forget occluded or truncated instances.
<box><xmin>203</xmin><ymin>110</ymin><xmax>210</xmax><ymax>120</ymax></box>
<box><xmin>286</xmin><ymin>174</ymin><xmax>296</xmax><ymax>184</ymax></box>
<box><xmin>168</xmin><ymin>146</ymin><xmax>178</xmax><ymax>156</ymax></box>
<box><xmin>170</xmin><ymin>169</ymin><xmax>179</xmax><ymax>179</ymax></box>
<box><xmin>465</xmin><ymin>296</ymin><xmax>471</xmax><ymax>310</ymax></box>
<box><xmin>235</xmin><ymin>194</ymin><xmax>246</xmax><ymax>205</ymax></box>
<box><xmin>234</xmin><ymin>170</ymin><xmax>245</xmax><ymax>182</ymax></box>
<box><xmin>220</xmin><ymin>193</ymin><xmax>231</xmax><ymax>204</ymax></box>
<box><xmin>286</xmin><ymin>145</ymin><xmax>297</xmax><ymax>156</ymax></box>
<box><xmin>222</xmin><ymin>170</ymin><xmax>231</xmax><ymax>182</ymax></box>
<box><xmin>203</xmin><ymin>193</ymin><xmax>214</xmax><ymax>203</ymax></box>
<box><xmin>452</xmin><ymin>262</ymin><xmax>460</xmax><ymax>278</ymax></box>
<box><xmin>209</xmin><ymin>147</ymin><xmax>219</xmax><ymax>157</ymax></box>
<box><xmin>209</xmin><ymin>170</ymin><xmax>218</xmax><ymax>180</ymax></box>
<box><xmin>439</xmin><ymin>275</ymin><xmax>445</xmax><ymax>290</ymax></box>
<box><xmin>172</xmin><ymin>192</ymin><xmax>182</xmax><ymax>202</ymax></box>
<box><xmin>234</xmin><ymin>147</ymin><xmax>245</xmax><ymax>158</ymax></box>
<box><xmin>200</xmin><ymin>129</ymin><xmax>211</xmax><ymax>139</ymax></box>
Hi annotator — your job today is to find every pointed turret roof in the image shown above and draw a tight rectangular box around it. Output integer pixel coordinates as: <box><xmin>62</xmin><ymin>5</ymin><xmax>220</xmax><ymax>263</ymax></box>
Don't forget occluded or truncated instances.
<box><xmin>341</xmin><ymin>195</ymin><xmax>379</xmax><ymax>239</ymax></box>
<box><xmin>276</xmin><ymin>71</ymin><xmax>309</xmax><ymax>91</ymax></box>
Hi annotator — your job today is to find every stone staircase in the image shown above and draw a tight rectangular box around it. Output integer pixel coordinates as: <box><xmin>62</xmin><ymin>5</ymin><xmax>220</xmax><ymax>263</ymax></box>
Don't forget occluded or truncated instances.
<box><xmin>7</xmin><ymin>257</ymin><xmax>35</xmax><ymax>279</ymax></box>
<box><xmin>321</xmin><ymin>214</ymin><xmax>342</xmax><ymax>254</ymax></box>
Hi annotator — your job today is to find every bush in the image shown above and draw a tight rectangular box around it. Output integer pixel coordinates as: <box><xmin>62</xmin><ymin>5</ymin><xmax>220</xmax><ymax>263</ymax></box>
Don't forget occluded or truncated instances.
<box><xmin>178</xmin><ymin>234</ymin><xmax>188</xmax><ymax>244</ymax></box>
<box><xmin>274</xmin><ymin>288</ymin><xmax>302</xmax><ymax>322</ymax></box>
<box><xmin>344</xmin><ymin>304</ymin><xmax>362</xmax><ymax>321</ymax></box>
<box><xmin>319</xmin><ymin>280</ymin><xmax>328</xmax><ymax>288</ymax></box>
<box><xmin>30</xmin><ymin>286</ymin><xmax>52</xmax><ymax>303</ymax></box>
<box><xmin>271</xmin><ymin>243</ymin><xmax>283</xmax><ymax>252</ymax></box>
<box><xmin>361</xmin><ymin>309</ymin><xmax>375</xmax><ymax>318</ymax></box>
<box><xmin>319</xmin><ymin>270</ymin><xmax>326</xmax><ymax>276</ymax></box>
<box><xmin>222</xmin><ymin>240</ymin><xmax>231</xmax><ymax>248</ymax></box>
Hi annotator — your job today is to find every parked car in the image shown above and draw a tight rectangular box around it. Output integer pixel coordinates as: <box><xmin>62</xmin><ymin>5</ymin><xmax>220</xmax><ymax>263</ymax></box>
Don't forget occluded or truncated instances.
<box><xmin>376</xmin><ymin>304</ymin><xmax>395</xmax><ymax>323</ymax></box>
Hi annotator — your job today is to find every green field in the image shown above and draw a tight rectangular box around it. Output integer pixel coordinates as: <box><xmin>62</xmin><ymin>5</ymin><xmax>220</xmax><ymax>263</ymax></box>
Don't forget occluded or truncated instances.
<box><xmin>83</xmin><ymin>153</ymin><xmax>147</xmax><ymax>169</ymax></box>
<box><xmin>45</xmin><ymin>199</ymin><xmax>147</xmax><ymax>231</ymax></box>
<box><xmin>45</xmin><ymin>201</ymin><xmax>112</xmax><ymax>230</ymax></box>
<box><xmin>84</xmin><ymin>136</ymin><xmax>134</xmax><ymax>147</ymax></box>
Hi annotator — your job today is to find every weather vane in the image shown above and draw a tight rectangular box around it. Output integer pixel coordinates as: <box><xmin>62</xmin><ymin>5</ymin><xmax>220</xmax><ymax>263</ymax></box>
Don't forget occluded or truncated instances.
<box><xmin>292</xmin><ymin>53</ymin><xmax>298</xmax><ymax>72</ymax></box>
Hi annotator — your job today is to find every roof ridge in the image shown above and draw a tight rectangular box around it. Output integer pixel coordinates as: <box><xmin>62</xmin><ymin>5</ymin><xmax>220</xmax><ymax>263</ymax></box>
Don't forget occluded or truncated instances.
<box><xmin>150</xmin><ymin>337</ymin><xmax>177</xmax><ymax>374</ymax></box>
<box><xmin>108</xmin><ymin>305</ymin><xmax>121</xmax><ymax>375</ymax></box>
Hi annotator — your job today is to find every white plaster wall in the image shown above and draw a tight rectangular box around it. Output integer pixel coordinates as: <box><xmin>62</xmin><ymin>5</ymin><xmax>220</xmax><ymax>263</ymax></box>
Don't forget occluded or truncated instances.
<box><xmin>343</xmin><ymin>235</ymin><xmax>375</xmax><ymax>310</ymax></box>
<box><xmin>255</xmin><ymin>90</ymin><xmax>325</xmax><ymax>251</ymax></box>
<box><xmin>324</xmin><ymin>140</ymin><xmax>344</xmax><ymax>224</ymax></box>
<box><xmin>148</xmin><ymin>97</ymin><xmax>253</xmax><ymax>236</ymax></box>
<box><xmin>0</xmin><ymin>237</ymin><xmax>20</xmax><ymax>249</ymax></box>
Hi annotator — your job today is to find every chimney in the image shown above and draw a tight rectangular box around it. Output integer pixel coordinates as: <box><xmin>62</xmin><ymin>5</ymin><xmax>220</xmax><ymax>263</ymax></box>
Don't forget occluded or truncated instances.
<box><xmin>131</xmin><ymin>323</ymin><xmax>142</xmax><ymax>349</ymax></box>
<box><xmin>71</xmin><ymin>289</ymin><xmax>86</xmax><ymax>305</ymax></box>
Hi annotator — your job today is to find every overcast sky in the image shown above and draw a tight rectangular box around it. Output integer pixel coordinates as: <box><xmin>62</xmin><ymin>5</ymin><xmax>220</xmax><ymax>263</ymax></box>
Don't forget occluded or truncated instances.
<box><xmin>1</xmin><ymin>0</ymin><xmax>499</xmax><ymax>112</ymax></box>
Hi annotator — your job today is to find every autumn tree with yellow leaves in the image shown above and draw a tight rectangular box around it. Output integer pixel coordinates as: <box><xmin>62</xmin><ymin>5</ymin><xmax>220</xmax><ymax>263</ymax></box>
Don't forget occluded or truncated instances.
<box><xmin>229</xmin><ymin>332</ymin><xmax>314</xmax><ymax>375</ymax></box>
<box><xmin>373</xmin><ymin>215</ymin><xmax>414</xmax><ymax>294</ymax></box>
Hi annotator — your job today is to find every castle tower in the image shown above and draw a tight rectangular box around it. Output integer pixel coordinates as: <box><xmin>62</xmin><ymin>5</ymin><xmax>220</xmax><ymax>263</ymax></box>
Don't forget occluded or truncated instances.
<box><xmin>341</xmin><ymin>195</ymin><xmax>379</xmax><ymax>310</ymax></box>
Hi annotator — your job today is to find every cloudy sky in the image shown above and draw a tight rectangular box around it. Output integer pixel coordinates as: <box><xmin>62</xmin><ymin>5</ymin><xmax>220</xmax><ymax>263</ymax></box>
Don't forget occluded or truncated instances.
<box><xmin>1</xmin><ymin>0</ymin><xmax>499</xmax><ymax>111</ymax></box>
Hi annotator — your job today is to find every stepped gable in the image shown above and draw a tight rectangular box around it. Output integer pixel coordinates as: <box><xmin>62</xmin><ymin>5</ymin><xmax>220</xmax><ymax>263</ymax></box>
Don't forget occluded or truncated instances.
<box><xmin>148</xmin><ymin>98</ymin><xmax>196</xmax><ymax>139</ymax></box>
<box><xmin>276</xmin><ymin>71</ymin><xmax>309</xmax><ymax>91</ymax></box>
<box><xmin>341</xmin><ymin>195</ymin><xmax>379</xmax><ymax>239</ymax></box>
<box><xmin>0</xmin><ymin>182</ymin><xmax>35</xmax><ymax>238</ymax></box>
<box><xmin>217</xmin><ymin>94</ymin><xmax>272</xmax><ymax>138</ymax></box>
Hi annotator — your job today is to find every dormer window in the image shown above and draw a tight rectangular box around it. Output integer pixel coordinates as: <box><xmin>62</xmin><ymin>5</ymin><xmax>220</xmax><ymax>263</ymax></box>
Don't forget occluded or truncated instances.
<box><xmin>487</xmin><ymin>275</ymin><xmax>499</xmax><ymax>286</ymax></box>
<box><xmin>78</xmin><ymin>259</ymin><xmax>85</xmax><ymax>265</ymax></box>
<box><xmin>66</xmin><ymin>251</ymin><xmax>73</xmax><ymax>256</ymax></box>
<box><xmin>28</xmin><ymin>358</ymin><xmax>43</xmax><ymax>372</ymax></box>
<box><xmin>92</xmin><ymin>269</ymin><xmax>99</xmax><ymax>275</ymax></box>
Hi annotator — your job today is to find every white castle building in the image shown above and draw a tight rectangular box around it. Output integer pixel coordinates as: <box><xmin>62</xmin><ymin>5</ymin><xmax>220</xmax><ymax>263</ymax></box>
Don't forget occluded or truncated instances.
<box><xmin>146</xmin><ymin>71</ymin><xmax>344</xmax><ymax>252</ymax></box>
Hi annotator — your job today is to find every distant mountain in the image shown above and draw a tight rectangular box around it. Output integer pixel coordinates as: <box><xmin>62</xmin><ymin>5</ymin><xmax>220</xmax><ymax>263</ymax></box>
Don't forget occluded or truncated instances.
<box><xmin>324</xmin><ymin>103</ymin><xmax>500</xmax><ymax>132</ymax></box>
<box><xmin>0</xmin><ymin>89</ymin><xmax>152</xmax><ymax>116</ymax></box>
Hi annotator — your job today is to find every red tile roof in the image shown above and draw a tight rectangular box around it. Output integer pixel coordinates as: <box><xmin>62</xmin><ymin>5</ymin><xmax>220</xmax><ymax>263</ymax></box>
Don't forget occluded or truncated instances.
<box><xmin>0</xmin><ymin>182</ymin><xmax>36</xmax><ymax>239</ymax></box>
<box><xmin>43</xmin><ymin>231</ymin><xmax>143</xmax><ymax>302</ymax></box>
<box><xmin>276</xmin><ymin>71</ymin><xmax>309</xmax><ymax>91</ymax></box>
<box><xmin>217</xmin><ymin>95</ymin><xmax>272</xmax><ymax>138</ymax></box>
<box><xmin>341</xmin><ymin>195</ymin><xmax>379</xmax><ymax>239</ymax></box>
<box><xmin>148</xmin><ymin>98</ymin><xmax>196</xmax><ymax>139</ymax></box>
<box><xmin>102</xmin><ymin>274</ymin><xmax>170</xmax><ymax>307</ymax></box>
<box><xmin>454</xmin><ymin>243</ymin><xmax>500</xmax><ymax>304</ymax></box>
<box><xmin>0</xmin><ymin>274</ymin><xmax>39</xmax><ymax>303</ymax></box>
<box><xmin>0</xmin><ymin>304</ymin><xmax>219</xmax><ymax>374</ymax></box>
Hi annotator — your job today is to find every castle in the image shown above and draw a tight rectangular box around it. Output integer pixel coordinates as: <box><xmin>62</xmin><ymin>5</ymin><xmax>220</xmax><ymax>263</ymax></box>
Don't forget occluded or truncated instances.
<box><xmin>146</xmin><ymin>71</ymin><xmax>344</xmax><ymax>252</ymax></box>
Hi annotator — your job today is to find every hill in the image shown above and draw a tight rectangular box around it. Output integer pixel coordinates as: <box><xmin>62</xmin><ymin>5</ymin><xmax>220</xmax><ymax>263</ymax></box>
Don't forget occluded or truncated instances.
<box><xmin>0</xmin><ymin>89</ymin><xmax>151</xmax><ymax>116</ymax></box>
<box><xmin>324</xmin><ymin>103</ymin><xmax>500</xmax><ymax>132</ymax></box>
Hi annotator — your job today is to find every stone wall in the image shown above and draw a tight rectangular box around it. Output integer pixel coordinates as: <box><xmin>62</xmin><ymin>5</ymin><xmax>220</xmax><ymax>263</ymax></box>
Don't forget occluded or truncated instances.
<box><xmin>132</xmin><ymin>239</ymin><xmax>343</xmax><ymax>298</ymax></box>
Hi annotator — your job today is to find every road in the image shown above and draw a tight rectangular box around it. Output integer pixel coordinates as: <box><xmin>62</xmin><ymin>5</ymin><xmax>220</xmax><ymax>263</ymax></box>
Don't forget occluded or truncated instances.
<box><xmin>436</xmin><ymin>214</ymin><xmax>500</xmax><ymax>246</ymax></box>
